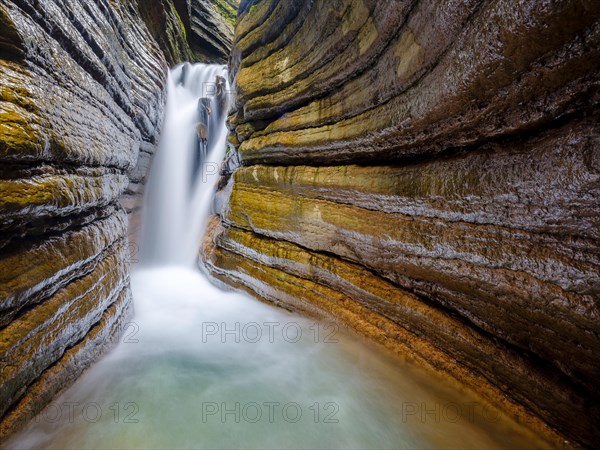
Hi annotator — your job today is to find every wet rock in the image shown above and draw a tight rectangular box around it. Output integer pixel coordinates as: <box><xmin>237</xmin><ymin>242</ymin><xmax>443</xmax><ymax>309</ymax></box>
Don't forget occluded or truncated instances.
<box><xmin>0</xmin><ymin>243</ymin><xmax>129</xmax><ymax>419</ymax></box>
<box><xmin>190</xmin><ymin>0</ymin><xmax>238</xmax><ymax>63</ymax></box>
<box><xmin>137</xmin><ymin>0</ymin><xmax>194</xmax><ymax>65</ymax></box>
<box><xmin>0</xmin><ymin>210</ymin><xmax>129</xmax><ymax>327</ymax></box>
<box><xmin>0</xmin><ymin>0</ymin><xmax>237</xmax><ymax>441</ymax></box>
<box><xmin>232</xmin><ymin>0</ymin><xmax>600</xmax><ymax>166</ymax></box>
<box><xmin>205</xmin><ymin>1</ymin><xmax>600</xmax><ymax>447</ymax></box>
<box><xmin>0</xmin><ymin>3</ymin><xmax>164</xmax><ymax>434</ymax></box>
<box><xmin>0</xmin><ymin>284</ymin><xmax>133</xmax><ymax>439</ymax></box>
<box><xmin>0</xmin><ymin>0</ymin><xmax>215</xmax><ymax>441</ymax></box>
<box><xmin>218</xmin><ymin>121</ymin><xmax>600</xmax><ymax>396</ymax></box>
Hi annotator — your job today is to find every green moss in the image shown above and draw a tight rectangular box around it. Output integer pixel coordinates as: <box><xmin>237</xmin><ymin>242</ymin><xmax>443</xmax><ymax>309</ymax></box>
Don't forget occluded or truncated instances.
<box><xmin>171</xmin><ymin>4</ymin><xmax>187</xmax><ymax>41</ymax></box>
<box><xmin>213</xmin><ymin>0</ymin><xmax>238</xmax><ymax>27</ymax></box>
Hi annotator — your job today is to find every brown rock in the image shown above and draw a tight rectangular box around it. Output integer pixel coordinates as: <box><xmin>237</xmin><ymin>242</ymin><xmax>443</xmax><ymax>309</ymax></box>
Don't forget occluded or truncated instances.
<box><xmin>206</xmin><ymin>1</ymin><xmax>600</xmax><ymax>447</ymax></box>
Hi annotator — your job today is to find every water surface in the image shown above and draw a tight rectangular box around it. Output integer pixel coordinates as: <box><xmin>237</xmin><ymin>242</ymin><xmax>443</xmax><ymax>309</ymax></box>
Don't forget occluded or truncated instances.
<box><xmin>7</xmin><ymin>268</ymin><xmax>551</xmax><ymax>450</ymax></box>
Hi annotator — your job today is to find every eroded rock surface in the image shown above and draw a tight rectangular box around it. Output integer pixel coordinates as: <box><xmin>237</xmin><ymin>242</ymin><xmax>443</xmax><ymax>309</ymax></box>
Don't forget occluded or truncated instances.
<box><xmin>0</xmin><ymin>0</ymin><xmax>167</xmax><ymax>438</ymax></box>
<box><xmin>0</xmin><ymin>0</ymin><xmax>235</xmax><ymax>440</ymax></box>
<box><xmin>190</xmin><ymin>0</ymin><xmax>238</xmax><ymax>63</ymax></box>
<box><xmin>203</xmin><ymin>0</ymin><xmax>600</xmax><ymax>447</ymax></box>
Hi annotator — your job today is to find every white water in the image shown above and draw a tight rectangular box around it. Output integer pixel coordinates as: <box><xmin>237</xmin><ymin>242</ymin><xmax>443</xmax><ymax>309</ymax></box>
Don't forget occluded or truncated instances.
<box><xmin>5</xmin><ymin>65</ymin><xmax>551</xmax><ymax>450</ymax></box>
<box><xmin>140</xmin><ymin>63</ymin><xmax>231</xmax><ymax>267</ymax></box>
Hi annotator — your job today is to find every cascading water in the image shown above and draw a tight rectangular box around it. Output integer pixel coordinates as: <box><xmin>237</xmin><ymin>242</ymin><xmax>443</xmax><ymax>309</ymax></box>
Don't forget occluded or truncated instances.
<box><xmin>140</xmin><ymin>63</ymin><xmax>231</xmax><ymax>267</ymax></box>
<box><xmin>5</xmin><ymin>65</ymin><xmax>551</xmax><ymax>450</ymax></box>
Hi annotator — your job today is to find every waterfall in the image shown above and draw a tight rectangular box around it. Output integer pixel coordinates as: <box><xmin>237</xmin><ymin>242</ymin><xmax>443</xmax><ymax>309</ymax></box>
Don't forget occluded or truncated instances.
<box><xmin>5</xmin><ymin>63</ymin><xmax>548</xmax><ymax>450</ymax></box>
<box><xmin>139</xmin><ymin>63</ymin><xmax>231</xmax><ymax>267</ymax></box>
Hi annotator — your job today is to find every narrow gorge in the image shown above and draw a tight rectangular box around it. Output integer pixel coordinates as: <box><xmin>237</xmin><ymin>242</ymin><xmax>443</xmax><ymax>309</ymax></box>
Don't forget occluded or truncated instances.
<box><xmin>0</xmin><ymin>0</ymin><xmax>235</xmax><ymax>439</ymax></box>
<box><xmin>1</xmin><ymin>0</ymin><xmax>599</xmax><ymax>449</ymax></box>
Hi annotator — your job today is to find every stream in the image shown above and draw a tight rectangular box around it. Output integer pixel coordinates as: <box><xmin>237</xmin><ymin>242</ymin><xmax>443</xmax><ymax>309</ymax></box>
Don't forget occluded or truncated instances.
<box><xmin>5</xmin><ymin>64</ymin><xmax>550</xmax><ymax>450</ymax></box>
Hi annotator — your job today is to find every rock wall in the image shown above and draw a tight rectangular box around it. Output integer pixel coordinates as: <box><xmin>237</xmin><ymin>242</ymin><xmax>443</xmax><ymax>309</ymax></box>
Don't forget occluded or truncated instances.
<box><xmin>132</xmin><ymin>0</ymin><xmax>238</xmax><ymax>68</ymax></box>
<box><xmin>203</xmin><ymin>0</ymin><xmax>600</xmax><ymax>447</ymax></box>
<box><xmin>0</xmin><ymin>0</ymin><xmax>235</xmax><ymax>440</ymax></box>
<box><xmin>189</xmin><ymin>0</ymin><xmax>238</xmax><ymax>63</ymax></box>
<box><xmin>136</xmin><ymin>0</ymin><xmax>194</xmax><ymax>66</ymax></box>
<box><xmin>0</xmin><ymin>0</ymin><xmax>166</xmax><ymax>438</ymax></box>
<box><xmin>122</xmin><ymin>0</ymin><xmax>237</xmax><ymax>235</ymax></box>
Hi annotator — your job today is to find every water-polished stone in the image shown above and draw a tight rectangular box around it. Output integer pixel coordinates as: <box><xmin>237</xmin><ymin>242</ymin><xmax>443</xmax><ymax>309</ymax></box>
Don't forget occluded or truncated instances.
<box><xmin>205</xmin><ymin>1</ymin><xmax>600</xmax><ymax>447</ymax></box>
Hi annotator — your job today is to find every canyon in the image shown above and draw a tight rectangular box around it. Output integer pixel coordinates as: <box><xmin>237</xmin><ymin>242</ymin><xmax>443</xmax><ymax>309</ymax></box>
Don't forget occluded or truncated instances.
<box><xmin>203</xmin><ymin>0</ymin><xmax>600</xmax><ymax>448</ymax></box>
<box><xmin>1</xmin><ymin>0</ymin><xmax>599</xmax><ymax>448</ymax></box>
<box><xmin>0</xmin><ymin>0</ymin><xmax>234</xmax><ymax>440</ymax></box>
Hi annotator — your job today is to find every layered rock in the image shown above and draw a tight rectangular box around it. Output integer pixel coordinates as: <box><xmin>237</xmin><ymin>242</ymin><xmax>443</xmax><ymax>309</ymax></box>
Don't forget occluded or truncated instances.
<box><xmin>137</xmin><ymin>0</ymin><xmax>194</xmax><ymax>66</ymax></box>
<box><xmin>135</xmin><ymin>0</ymin><xmax>238</xmax><ymax>67</ymax></box>
<box><xmin>0</xmin><ymin>0</ymin><xmax>167</xmax><ymax>440</ymax></box>
<box><xmin>204</xmin><ymin>0</ymin><xmax>600</xmax><ymax>447</ymax></box>
<box><xmin>189</xmin><ymin>0</ymin><xmax>238</xmax><ymax>63</ymax></box>
<box><xmin>0</xmin><ymin>0</ymin><xmax>237</xmax><ymax>441</ymax></box>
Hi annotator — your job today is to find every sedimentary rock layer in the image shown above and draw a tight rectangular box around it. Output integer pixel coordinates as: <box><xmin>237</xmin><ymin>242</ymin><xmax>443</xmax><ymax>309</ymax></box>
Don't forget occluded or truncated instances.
<box><xmin>189</xmin><ymin>0</ymin><xmax>238</xmax><ymax>63</ymax></box>
<box><xmin>137</xmin><ymin>0</ymin><xmax>194</xmax><ymax>65</ymax></box>
<box><xmin>0</xmin><ymin>0</ymin><xmax>168</xmax><ymax>440</ymax></box>
<box><xmin>205</xmin><ymin>0</ymin><xmax>600</xmax><ymax>447</ymax></box>
<box><xmin>231</xmin><ymin>0</ymin><xmax>599</xmax><ymax>165</ymax></box>
<box><xmin>0</xmin><ymin>287</ymin><xmax>133</xmax><ymax>439</ymax></box>
<box><xmin>136</xmin><ymin>0</ymin><xmax>238</xmax><ymax>67</ymax></box>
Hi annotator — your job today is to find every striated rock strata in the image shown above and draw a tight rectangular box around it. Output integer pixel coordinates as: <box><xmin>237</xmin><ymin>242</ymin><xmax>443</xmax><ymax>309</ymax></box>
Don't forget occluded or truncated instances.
<box><xmin>0</xmin><ymin>0</ymin><xmax>231</xmax><ymax>440</ymax></box>
<box><xmin>135</xmin><ymin>0</ymin><xmax>238</xmax><ymax>67</ymax></box>
<box><xmin>189</xmin><ymin>0</ymin><xmax>238</xmax><ymax>63</ymax></box>
<box><xmin>203</xmin><ymin>0</ymin><xmax>600</xmax><ymax>447</ymax></box>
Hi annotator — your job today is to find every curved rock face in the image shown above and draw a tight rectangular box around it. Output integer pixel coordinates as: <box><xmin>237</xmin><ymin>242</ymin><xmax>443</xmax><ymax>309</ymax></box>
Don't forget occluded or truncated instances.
<box><xmin>189</xmin><ymin>0</ymin><xmax>238</xmax><ymax>63</ymax></box>
<box><xmin>137</xmin><ymin>0</ymin><xmax>194</xmax><ymax>65</ymax></box>
<box><xmin>136</xmin><ymin>0</ymin><xmax>238</xmax><ymax>66</ymax></box>
<box><xmin>0</xmin><ymin>0</ymin><xmax>167</xmax><ymax>438</ymax></box>
<box><xmin>0</xmin><ymin>0</ymin><xmax>235</xmax><ymax>440</ymax></box>
<box><xmin>203</xmin><ymin>0</ymin><xmax>600</xmax><ymax>447</ymax></box>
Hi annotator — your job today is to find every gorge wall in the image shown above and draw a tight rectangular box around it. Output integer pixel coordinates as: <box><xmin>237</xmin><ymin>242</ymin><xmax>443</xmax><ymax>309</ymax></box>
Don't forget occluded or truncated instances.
<box><xmin>0</xmin><ymin>0</ymin><xmax>234</xmax><ymax>440</ymax></box>
<box><xmin>189</xmin><ymin>0</ymin><xmax>237</xmax><ymax>63</ymax></box>
<box><xmin>202</xmin><ymin>0</ymin><xmax>600</xmax><ymax>447</ymax></box>
<box><xmin>122</xmin><ymin>0</ymin><xmax>238</xmax><ymax>237</ymax></box>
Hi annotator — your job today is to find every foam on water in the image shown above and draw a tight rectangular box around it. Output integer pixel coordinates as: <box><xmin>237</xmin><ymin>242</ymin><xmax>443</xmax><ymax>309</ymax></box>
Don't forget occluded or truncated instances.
<box><xmin>8</xmin><ymin>268</ymin><xmax>549</xmax><ymax>450</ymax></box>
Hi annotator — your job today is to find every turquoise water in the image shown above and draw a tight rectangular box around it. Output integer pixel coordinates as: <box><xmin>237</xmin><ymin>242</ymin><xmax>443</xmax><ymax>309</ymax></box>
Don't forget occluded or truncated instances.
<box><xmin>6</xmin><ymin>268</ymin><xmax>551</xmax><ymax>450</ymax></box>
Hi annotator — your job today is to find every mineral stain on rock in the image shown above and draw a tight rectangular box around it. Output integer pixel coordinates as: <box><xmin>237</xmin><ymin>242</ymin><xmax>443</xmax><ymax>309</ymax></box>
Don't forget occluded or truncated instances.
<box><xmin>0</xmin><ymin>0</ymin><xmax>598</xmax><ymax>448</ymax></box>
<box><xmin>203</xmin><ymin>0</ymin><xmax>600</xmax><ymax>448</ymax></box>
<box><xmin>0</xmin><ymin>0</ymin><xmax>237</xmax><ymax>441</ymax></box>
<box><xmin>395</xmin><ymin>30</ymin><xmax>425</xmax><ymax>80</ymax></box>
